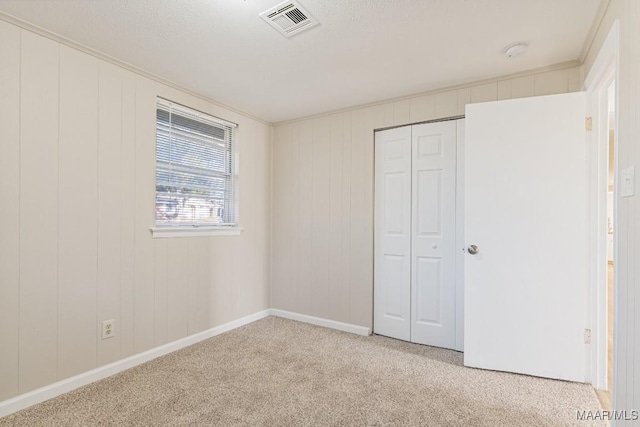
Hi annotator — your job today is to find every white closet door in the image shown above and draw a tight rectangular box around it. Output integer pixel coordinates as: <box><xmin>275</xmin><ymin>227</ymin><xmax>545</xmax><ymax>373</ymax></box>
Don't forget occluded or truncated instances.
<box><xmin>410</xmin><ymin>121</ymin><xmax>457</xmax><ymax>349</ymax></box>
<box><xmin>374</xmin><ymin>126</ymin><xmax>412</xmax><ymax>341</ymax></box>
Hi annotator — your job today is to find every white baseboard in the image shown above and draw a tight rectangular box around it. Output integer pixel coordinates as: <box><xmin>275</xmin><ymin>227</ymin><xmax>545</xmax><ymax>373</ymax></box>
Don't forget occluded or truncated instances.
<box><xmin>0</xmin><ymin>309</ymin><xmax>271</xmax><ymax>418</ymax></box>
<box><xmin>270</xmin><ymin>309</ymin><xmax>371</xmax><ymax>336</ymax></box>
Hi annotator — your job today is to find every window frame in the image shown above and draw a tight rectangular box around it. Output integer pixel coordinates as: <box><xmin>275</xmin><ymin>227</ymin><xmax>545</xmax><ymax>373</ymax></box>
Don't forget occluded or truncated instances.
<box><xmin>150</xmin><ymin>97</ymin><xmax>241</xmax><ymax>238</ymax></box>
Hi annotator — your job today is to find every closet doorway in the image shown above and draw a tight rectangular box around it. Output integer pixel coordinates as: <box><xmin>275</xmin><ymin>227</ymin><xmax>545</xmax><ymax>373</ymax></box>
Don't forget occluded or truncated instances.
<box><xmin>373</xmin><ymin>119</ymin><xmax>464</xmax><ymax>351</ymax></box>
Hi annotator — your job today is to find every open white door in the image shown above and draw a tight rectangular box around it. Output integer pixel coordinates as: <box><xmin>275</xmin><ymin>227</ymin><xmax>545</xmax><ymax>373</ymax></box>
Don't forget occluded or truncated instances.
<box><xmin>464</xmin><ymin>92</ymin><xmax>588</xmax><ymax>382</ymax></box>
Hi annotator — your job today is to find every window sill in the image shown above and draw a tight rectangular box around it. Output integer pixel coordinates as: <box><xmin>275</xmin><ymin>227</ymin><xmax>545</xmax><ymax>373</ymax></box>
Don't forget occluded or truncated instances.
<box><xmin>149</xmin><ymin>226</ymin><xmax>243</xmax><ymax>239</ymax></box>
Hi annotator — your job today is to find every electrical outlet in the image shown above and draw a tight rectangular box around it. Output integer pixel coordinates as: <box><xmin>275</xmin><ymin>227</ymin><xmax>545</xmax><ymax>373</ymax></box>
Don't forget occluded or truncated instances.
<box><xmin>102</xmin><ymin>319</ymin><xmax>115</xmax><ymax>340</ymax></box>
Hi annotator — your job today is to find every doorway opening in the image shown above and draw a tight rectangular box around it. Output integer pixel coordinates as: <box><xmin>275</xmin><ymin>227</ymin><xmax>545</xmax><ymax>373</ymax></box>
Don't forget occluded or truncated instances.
<box><xmin>583</xmin><ymin>19</ymin><xmax>619</xmax><ymax>409</ymax></box>
<box><xmin>596</xmin><ymin>80</ymin><xmax>616</xmax><ymax>410</ymax></box>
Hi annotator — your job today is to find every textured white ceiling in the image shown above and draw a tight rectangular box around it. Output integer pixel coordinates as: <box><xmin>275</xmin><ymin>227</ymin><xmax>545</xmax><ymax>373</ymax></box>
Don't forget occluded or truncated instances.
<box><xmin>0</xmin><ymin>0</ymin><xmax>601</xmax><ymax>122</ymax></box>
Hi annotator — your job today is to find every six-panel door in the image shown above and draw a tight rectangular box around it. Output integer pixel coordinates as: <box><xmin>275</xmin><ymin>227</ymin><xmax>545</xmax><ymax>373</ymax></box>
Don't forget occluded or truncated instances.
<box><xmin>373</xmin><ymin>126</ymin><xmax>412</xmax><ymax>341</ymax></box>
<box><xmin>374</xmin><ymin>120</ymin><xmax>458</xmax><ymax>350</ymax></box>
<box><xmin>410</xmin><ymin>121</ymin><xmax>457</xmax><ymax>349</ymax></box>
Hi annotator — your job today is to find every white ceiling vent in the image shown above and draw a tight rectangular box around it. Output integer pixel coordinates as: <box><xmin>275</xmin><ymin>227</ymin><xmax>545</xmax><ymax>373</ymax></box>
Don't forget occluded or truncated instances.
<box><xmin>260</xmin><ymin>1</ymin><xmax>319</xmax><ymax>38</ymax></box>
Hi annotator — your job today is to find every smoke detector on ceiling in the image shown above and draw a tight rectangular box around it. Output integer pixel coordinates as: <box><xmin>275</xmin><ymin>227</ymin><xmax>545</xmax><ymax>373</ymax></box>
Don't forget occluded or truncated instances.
<box><xmin>503</xmin><ymin>43</ymin><xmax>529</xmax><ymax>58</ymax></box>
<box><xmin>260</xmin><ymin>1</ymin><xmax>319</xmax><ymax>38</ymax></box>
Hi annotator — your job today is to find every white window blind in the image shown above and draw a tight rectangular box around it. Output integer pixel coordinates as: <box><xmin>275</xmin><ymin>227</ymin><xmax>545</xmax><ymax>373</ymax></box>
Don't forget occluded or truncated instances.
<box><xmin>155</xmin><ymin>98</ymin><xmax>237</xmax><ymax>228</ymax></box>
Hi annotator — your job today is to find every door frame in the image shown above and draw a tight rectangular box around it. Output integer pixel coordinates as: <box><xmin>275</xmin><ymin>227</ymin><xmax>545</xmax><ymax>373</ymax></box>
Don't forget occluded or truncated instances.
<box><xmin>372</xmin><ymin>116</ymin><xmax>465</xmax><ymax>352</ymax></box>
<box><xmin>455</xmin><ymin>119</ymin><xmax>465</xmax><ymax>352</ymax></box>
<box><xmin>584</xmin><ymin>19</ymin><xmax>619</xmax><ymax>392</ymax></box>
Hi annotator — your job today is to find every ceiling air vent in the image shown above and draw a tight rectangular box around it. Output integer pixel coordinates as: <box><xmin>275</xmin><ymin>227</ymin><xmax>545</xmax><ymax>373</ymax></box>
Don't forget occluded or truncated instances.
<box><xmin>260</xmin><ymin>1</ymin><xmax>319</xmax><ymax>38</ymax></box>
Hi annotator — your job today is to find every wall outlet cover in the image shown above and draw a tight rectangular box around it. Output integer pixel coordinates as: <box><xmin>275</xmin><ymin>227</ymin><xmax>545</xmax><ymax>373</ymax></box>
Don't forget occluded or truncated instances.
<box><xmin>102</xmin><ymin>319</ymin><xmax>115</xmax><ymax>340</ymax></box>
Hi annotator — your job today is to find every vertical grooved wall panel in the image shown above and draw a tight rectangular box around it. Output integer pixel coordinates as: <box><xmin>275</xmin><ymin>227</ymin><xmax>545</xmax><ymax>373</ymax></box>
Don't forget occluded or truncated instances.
<box><xmin>410</xmin><ymin>95</ymin><xmax>436</xmax><ymax>123</ymax></box>
<box><xmin>297</xmin><ymin>123</ymin><xmax>314</xmax><ymax>315</ymax></box>
<box><xmin>97</xmin><ymin>60</ymin><xmax>123</xmax><ymax>367</ymax></box>
<box><xmin>290</xmin><ymin>124</ymin><xmax>301</xmax><ymax>314</ymax></box>
<box><xmin>153</xmin><ymin>240</ymin><xmax>168</xmax><ymax>346</ymax></box>
<box><xmin>195</xmin><ymin>238</ymin><xmax>210</xmax><ymax>332</ymax></box>
<box><xmin>348</xmin><ymin>108</ymin><xmax>370</xmax><ymax>327</ymax></box>
<box><xmin>58</xmin><ymin>45</ymin><xmax>99</xmax><ymax>380</ymax></box>
<box><xmin>119</xmin><ymin>71</ymin><xmax>136</xmax><ymax>359</ymax></box>
<box><xmin>271</xmin><ymin>126</ymin><xmax>291</xmax><ymax>311</ymax></box>
<box><xmin>166</xmin><ymin>239</ymin><xmax>189</xmax><ymax>342</ymax></box>
<box><xmin>311</xmin><ymin>116</ymin><xmax>331</xmax><ymax>318</ymax></box>
<box><xmin>340</xmin><ymin>112</ymin><xmax>353</xmax><ymax>323</ymax></box>
<box><xmin>470</xmin><ymin>83</ymin><xmax>498</xmax><ymax>103</ymax></box>
<box><xmin>392</xmin><ymin>99</ymin><xmax>411</xmax><ymax>125</ymax></box>
<box><xmin>328</xmin><ymin>114</ymin><xmax>348</xmax><ymax>322</ymax></box>
<box><xmin>435</xmin><ymin>91</ymin><xmax>458</xmax><ymax>118</ymax></box>
<box><xmin>19</xmin><ymin>30</ymin><xmax>59</xmax><ymax>393</ymax></box>
<box><xmin>0</xmin><ymin>20</ymin><xmax>20</xmax><ymax>401</ymax></box>
<box><xmin>187</xmin><ymin>240</ymin><xmax>198</xmax><ymax>335</ymax></box>
<box><xmin>133</xmin><ymin>77</ymin><xmax>155</xmax><ymax>353</ymax></box>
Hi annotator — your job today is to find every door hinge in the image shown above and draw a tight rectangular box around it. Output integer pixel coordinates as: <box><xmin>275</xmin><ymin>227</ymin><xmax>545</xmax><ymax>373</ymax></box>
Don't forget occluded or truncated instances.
<box><xmin>585</xmin><ymin>117</ymin><xmax>593</xmax><ymax>131</ymax></box>
<box><xmin>584</xmin><ymin>329</ymin><xmax>592</xmax><ymax>344</ymax></box>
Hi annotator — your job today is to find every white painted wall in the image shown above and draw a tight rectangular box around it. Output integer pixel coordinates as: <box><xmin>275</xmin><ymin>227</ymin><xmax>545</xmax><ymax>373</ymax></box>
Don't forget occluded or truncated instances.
<box><xmin>583</xmin><ymin>0</ymin><xmax>640</xmax><ymax>420</ymax></box>
<box><xmin>271</xmin><ymin>66</ymin><xmax>582</xmax><ymax>329</ymax></box>
<box><xmin>0</xmin><ymin>20</ymin><xmax>272</xmax><ymax>401</ymax></box>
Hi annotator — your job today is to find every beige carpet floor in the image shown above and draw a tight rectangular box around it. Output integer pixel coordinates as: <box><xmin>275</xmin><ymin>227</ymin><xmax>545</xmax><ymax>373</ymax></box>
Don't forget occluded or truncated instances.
<box><xmin>0</xmin><ymin>317</ymin><xmax>605</xmax><ymax>426</ymax></box>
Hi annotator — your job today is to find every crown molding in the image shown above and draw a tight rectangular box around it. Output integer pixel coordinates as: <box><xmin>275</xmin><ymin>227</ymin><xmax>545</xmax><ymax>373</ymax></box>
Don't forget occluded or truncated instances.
<box><xmin>579</xmin><ymin>0</ymin><xmax>612</xmax><ymax>64</ymax></box>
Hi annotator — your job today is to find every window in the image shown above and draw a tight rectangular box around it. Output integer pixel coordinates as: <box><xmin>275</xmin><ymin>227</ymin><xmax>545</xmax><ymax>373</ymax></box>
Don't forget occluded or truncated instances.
<box><xmin>153</xmin><ymin>98</ymin><xmax>239</xmax><ymax>236</ymax></box>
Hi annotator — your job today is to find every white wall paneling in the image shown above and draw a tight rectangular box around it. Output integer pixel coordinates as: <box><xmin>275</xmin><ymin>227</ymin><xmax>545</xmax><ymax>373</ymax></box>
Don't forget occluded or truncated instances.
<box><xmin>19</xmin><ymin>30</ymin><xmax>60</xmax><ymax>394</ymax></box>
<box><xmin>0</xmin><ymin>19</ymin><xmax>272</xmax><ymax>404</ymax></box>
<box><xmin>133</xmin><ymin>76</ymin><xmax>156</xmax><ymax>354</ymax></box>
<box><xmin>270</xmin><ymin>124</ymin><xmax>293</xmax><ymax>313</ymax></box>
<box><xmin>58</xmin><ymin>44</ymin><xmax>99</xmax><ymax>380</ymax></box>
<box><xmin>311</xmin><ymin>116</ymin><xmax>331</xmax><ymax>319</ymax></box>
<box><xmin>328</xmin><ymin>114</ymin><xmax>349</xmax><ymax>321</ymax></box>
<box><xmin>0</xmin><ymin>19</ymin><xmax>21</xmax><ymax>401</ymax></box>
<box><xmin>97</xmin><ymin>60</ymin><xmax>123</xmax><ymax>367</ymax></box>
<box><xmin>272</xmin><ymin>67</ymin><xmax>582</xmax><ymax>331</ymax></box>
<box><xmin>166</xmin><ymin>239</ymin><xmax>189</xmax><ymax>342</ymax></box>
<box><xmin>154</xmin><ymin>239</ymin><xmax>168</xmax><ymax>346</ymax></box>
<box><xmin>350</xmin><ymin>108</ymin><xmax>376</xmax><ymax>328</ymax></box>
<box><xmin>120</xmin><ymin>70</ymin><xmax>136</xmax><ymax>359</ymax></box>
<box><xmin>298</xmin><ymin>122</ymin><xmax>314</xmax><ymax>316</ymax></box>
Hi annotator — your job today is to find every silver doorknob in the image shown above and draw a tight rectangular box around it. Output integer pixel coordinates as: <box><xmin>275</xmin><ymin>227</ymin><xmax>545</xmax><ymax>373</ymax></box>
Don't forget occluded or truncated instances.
<box><xmin>467</xmin><ymin>245</ymin><xmax>479</xmax><ymax>255</ymax></box>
